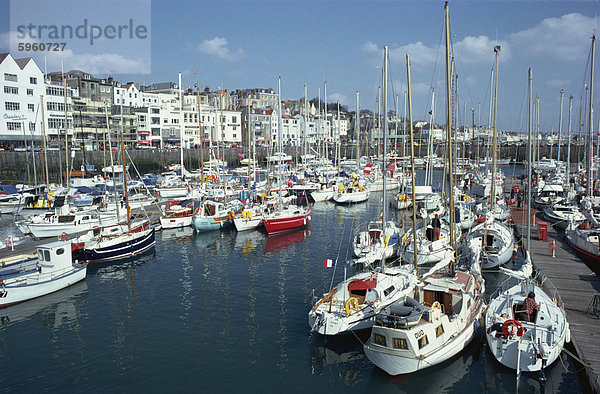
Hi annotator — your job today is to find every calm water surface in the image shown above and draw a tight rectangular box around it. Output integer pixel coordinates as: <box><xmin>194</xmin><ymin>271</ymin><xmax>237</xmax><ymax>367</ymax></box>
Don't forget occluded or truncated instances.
<box><xmin>0</xmin><ymin>169</ymin><xmax>584</xmax><ymax>393</ymax></box>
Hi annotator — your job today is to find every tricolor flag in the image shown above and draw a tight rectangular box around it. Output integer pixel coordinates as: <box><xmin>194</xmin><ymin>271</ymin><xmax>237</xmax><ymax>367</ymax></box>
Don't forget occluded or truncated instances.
<box><xmin>323</xmin><ymin>259</ymin><xmax>333</xmax><ymax>268</ymax></box>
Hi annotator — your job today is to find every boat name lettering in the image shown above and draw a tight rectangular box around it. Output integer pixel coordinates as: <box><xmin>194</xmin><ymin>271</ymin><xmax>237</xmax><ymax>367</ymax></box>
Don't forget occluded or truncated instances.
<box><xmin>414</xmin><ymin>329</ymin><xmax>424</xmax><ymax>339</ymax></box>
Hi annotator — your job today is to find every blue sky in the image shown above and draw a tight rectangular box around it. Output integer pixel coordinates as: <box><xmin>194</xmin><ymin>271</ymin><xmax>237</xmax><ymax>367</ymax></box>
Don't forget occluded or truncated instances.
<box><xmin>1</xmin><ymin>0</ymin><xmax>600</xmax><ymax>133</ymax></box>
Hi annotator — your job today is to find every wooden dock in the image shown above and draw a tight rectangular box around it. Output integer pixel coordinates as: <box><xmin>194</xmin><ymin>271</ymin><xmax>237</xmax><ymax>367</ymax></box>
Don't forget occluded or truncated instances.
<box><xmin>510</xmin><ymin>201</ymin><xmax>600</xmax><ymax>392</ymax></box>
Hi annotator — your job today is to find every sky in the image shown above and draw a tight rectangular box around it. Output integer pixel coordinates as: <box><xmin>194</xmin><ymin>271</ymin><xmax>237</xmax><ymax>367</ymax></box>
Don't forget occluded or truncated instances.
<box><xmin>1</xmin><ymin>0</ymin><xmax>600</xmax><ymax>133</ymax></box>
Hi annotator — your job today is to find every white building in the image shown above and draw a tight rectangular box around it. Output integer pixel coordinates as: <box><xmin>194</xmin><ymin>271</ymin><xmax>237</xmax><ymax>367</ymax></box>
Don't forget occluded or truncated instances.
<box><xmin>114</xmin><ymin>82</ymin><xmax>142</xmax><ymax>107</ymax></box>
<box><xmin>0</xmin><ymin>53</ymin><xmax>74</xmax><ymax>147</ymax></box>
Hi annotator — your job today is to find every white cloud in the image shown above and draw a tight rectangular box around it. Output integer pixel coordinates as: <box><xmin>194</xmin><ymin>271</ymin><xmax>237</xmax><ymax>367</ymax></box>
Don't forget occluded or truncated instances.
<box><xmin>509</xmin><ymin>13</ymin><xmax>594</xmax><ymax>60</ymax></box>
<box><xmin>328</xmin><ymin>92</ymin><xmax>350</xmax><ymax>106</ymax></box>
<box><xmin>0</xmin><ymin>31</ymin><xmax>148</xmax><ymax>74</ymax></box>
<box><xmin>197</xmin><ymin>37</ymin><xmax>244</xmax><ymax>61</ymax></box>
<box><xmin>454</xmin><ymin>35</ymin><xmax>510</xmax><ymax>63</ymax></box>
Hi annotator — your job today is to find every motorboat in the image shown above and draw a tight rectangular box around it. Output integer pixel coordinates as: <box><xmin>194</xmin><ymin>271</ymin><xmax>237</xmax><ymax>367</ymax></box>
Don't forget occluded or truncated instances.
<box><xmin>0</xmin><ymin>240</ymin><xmax>87</xmax><ymax>307</ymax></box>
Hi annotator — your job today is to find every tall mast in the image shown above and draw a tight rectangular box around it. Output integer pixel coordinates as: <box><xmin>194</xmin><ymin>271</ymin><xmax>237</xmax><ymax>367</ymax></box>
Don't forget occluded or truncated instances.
<box><xmin>527</xmin><ymin>68</ymin><xmax>533</xmax><ymax>251</ymax></box>
<box><xmin>40</xmin><ymin>95</ymin><xmax>49</xmax><ymax>188</ymax></box>
<box><xmin>407</xmin><ymin>53</ymin><xmax>418</xmax><ymax>273</ymax></box>
<box><xmin>119</xmin><ymin>106</ymin><xmax>131</xmax><ymax>233</ymax></box>
<box><xmin>105</xmin><ymin>104</ymin><xmax>120</xmax><ymax>219</ymax></box>
<box><xmin>444</xmin><ymin>1</ymin><xmax>456</xmax><ymax>260</ymax></box>
<box><xmin>277</xmin><ymin>77</ymin><xmax>283</xmax><ymax>203</ymax></box>
<box><xmin>178</xmin><ymin>72</ymin><xmax>184</xmax><ymax>180</ymax></box>
<box><xmin>304</xmin><ymin>83</ymin><xmax>308</xmax><ymax>166</ymax></box>
<box><xmin>491</xmin><ymin>45</ymin><xmax>501</xmax><ymax>212</ymax></box>
<box><xmin>63</xmin><ymin>76</ymin><xmax>70</xmax><ymax>189</ymax></box>
<box><xmin>356</xmin><ymin>91</ymin><xmax>360</xmax><ymax>171</ymax></box>
<box><xmin>588</xmin><ymin>34</ymin><xmax>595</xmax><ymax>198</ymax></box>
<box><xmin>567</xmin><ymin>95</ymin><xmax>573</xmax><ymax>186</ymax></box>
<box><xmin>486</xmin><ymin>68</ymin><xmax>494</xmax><ymax>172</ymax></box>
<box><xmin>382</xmin><ymin>45</ymin><xmax>388</xmax><ymax>223</ymax></box>
<box><xmin>558</xmin><ymin>89</ymin><xmax>564</xmax><ymax>163</ymax></box>
<box><xmin>196</xmin><ymin>76</ymin><xmax>204</xmax><ymax>183</ymax></box>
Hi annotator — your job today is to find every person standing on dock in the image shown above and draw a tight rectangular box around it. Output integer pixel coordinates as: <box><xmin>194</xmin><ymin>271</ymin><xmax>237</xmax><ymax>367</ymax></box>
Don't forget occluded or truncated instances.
<box><xmin>517</xmin><ymin>191</ymin><xmax>523</xmax><ymax>208</ymax></box>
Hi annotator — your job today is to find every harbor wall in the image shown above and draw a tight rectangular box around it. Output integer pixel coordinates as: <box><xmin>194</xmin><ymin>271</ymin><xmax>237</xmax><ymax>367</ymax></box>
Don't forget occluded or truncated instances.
<box><xmin>0</xmin><ymin>142</ymin><xmax>580</xmax><ymax>184</ymax></box>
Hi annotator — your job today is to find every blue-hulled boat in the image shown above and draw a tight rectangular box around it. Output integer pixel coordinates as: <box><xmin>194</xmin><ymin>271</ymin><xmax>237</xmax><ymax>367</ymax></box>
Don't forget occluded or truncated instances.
<box><xmin>191</xmin><ymin>200</ymin><xmax>234</xmax><ymax>232</ymax></box>
<box><xmin>81</xmin><ymin>226</ymin><xmax>155</xmax><ymax>263</ymax></box>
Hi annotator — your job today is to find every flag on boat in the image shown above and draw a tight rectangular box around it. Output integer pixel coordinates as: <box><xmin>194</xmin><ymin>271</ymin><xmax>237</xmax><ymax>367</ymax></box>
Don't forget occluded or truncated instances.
<box><xmin>323</xmin><ymin>259</ymin><xmax>333</xmax><ymax>268</ymax></box>
<box><xmin>363</xmin><ymin>164</ymin><xmax>373</xmax><ymax>175</ymax></box>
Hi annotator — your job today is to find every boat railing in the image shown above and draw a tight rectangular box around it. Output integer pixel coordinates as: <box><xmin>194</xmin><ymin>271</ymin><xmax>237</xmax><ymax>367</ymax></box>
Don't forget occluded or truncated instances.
<box><xmin>534</xmin><ymin>267</ymin><xmax>565</xmax><ymax>309</ymax></box>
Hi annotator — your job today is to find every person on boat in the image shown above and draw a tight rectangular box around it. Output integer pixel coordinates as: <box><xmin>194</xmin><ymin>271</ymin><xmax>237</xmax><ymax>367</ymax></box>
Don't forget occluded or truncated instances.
<box><xmin>432</xmin><ymin>214</ymin><xmax>441</xmax><ymax>241</ymax></box>
<box><xmin>454</xmin><ymin>207</ymin><xmax>461</xmax><ymax>224</ymax></box>
<box><xmin>522</xmin><ymin>292</ymin><xmax>539</xmax><ymax>322</ymax></box>
<box><xmin>517</xmin><ymin>191</ymin><xmax>523</xmax><ymax>208</ymax></box>
<box><xmin>512</xmin><ymin>244</ymin><xmax>518</xmax><ymax>265</ymax></box>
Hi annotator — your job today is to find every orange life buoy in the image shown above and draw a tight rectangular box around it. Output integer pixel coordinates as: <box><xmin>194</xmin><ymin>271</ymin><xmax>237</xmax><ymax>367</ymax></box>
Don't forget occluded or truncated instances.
<box><xmin>59</xmin><ymin>232</ymin><xmax>68</xmax><ymax>241</ymax></box>
<box><xmin>502</xmin><ymin>319</ymin><xmax>524</xmax><ymax>337</ymax></box>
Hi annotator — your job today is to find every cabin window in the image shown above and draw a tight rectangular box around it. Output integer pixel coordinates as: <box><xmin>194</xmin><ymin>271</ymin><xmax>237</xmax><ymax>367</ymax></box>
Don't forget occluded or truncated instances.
<box><xmin>56</xmin><ymin>248</ymin><xmax>65</xmax><ymax>255</ymax></box>
<box><xmin>435</xmin><ymin>325</ymin><xmax>444</xmax><ymax>337</ymax></box>
<box><xmin>467</xmin><ymin>300</ymin><xmax>471</xmax><ymax>310</ymax></box>
<box><xmin>82</xmin><ymin>216</ymin><xmax>89</xmax><ymax>221</ymax></box>
<box><xmin>418</xmin><ymin>335</ymin><xmax>429</xmax><ymax>349</ymax></box>
<box><xmin>38</xmin><ymin>250</ymin><xmax>44</xmax><ymax>261</ymax></box>
<box><xmin>383</xmin><ymin>286</ymin><xmax>395</xmax><ymax>297</ymax></box>
<box><xmin>393</xmin><ymin>338</ymin><xmax>408</xmax><ymax>349</ymax></box>
<box><xmin>44</xmin><ymin>250</ymin><xmax>50</xmax><ymax>261</ymax></box>
<box><xmin>374</xmin><ymin>334</ymin><xmax>387</xmax><ymax>347</ymax></box>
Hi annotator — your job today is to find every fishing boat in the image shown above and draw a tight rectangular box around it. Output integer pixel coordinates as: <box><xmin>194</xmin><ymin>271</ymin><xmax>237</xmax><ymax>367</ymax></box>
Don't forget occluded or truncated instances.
<box><xmin>0</xmin><ymin>240</ymin><xmax>87</xmax><ymax>308</ymax></box>
<box><xmin>309</xmin><ymin>265</ymin><xmax>417</xmax><ymax>336</ymax></box>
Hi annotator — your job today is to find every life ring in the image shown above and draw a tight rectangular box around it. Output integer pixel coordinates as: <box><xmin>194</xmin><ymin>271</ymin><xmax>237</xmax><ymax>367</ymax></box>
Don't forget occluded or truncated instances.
<box><xmin>344</xmin><ymin>297</ymin><xmax>359</xmax><ymax>315</ymax></box>
<box><xmin>502</xmin><ymin>319</ymin><xmax>524</xmax><ymax>337</ymax></box>
<box><xmin>59</xmin><ymin>232</ymin><xmax>68</xmax><ymax>241</ymax></box>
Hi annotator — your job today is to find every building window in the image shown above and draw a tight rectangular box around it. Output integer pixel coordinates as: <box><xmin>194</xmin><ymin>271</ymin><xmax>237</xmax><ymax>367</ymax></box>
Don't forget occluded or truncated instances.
<box><xmin>233</xmin><ymin>134</ymin><xmax>237</xmax><ymax>138</ymax></box>
<box><xmin>232</xmin><ymin>116</ymin><xmax>237</xmax><ymax>123</ymax></box>
<box><xmin>28</xmin><ymin>104</ymin><xmax>35</xmax><ymax>112</ymax></box>
<box><xmin>46</xmin><ymin>86</ymin><xmax>65</xmax><ymax>96</ymax></box>
<box><xmin>29</xmin><ymin>122</ymin><xmax>35</xmax><ymax>131</ymax></box>
<box><xmin>4</xmin><ymin>86</ymin><xmax>18</xmax><ymax>94</ymax></box>
<box><xmin>374</xmin><ymin>334</ymin><xmax>387</xmax><ymax>347</ymax></box>
<box><xmin>30</xmin><ymin>77</ymin><xmax>37</xmax><ymax>84</ymax></box>
<box><xmin>5</xmin><ymin>102</ymin><xmax>20</xmax><ymax>111</ymax></box>
<box><xmin>4</xmin><ymin>73</ymin><xmax>17</xmax><ymax>82</ymax></box>
<box><xmin>7</xmin><ymin>122</ymin><xmax>21</xmax><ymax>131</ymax></box>
<box><xmin>393</xmin><ymin>337</ymin><xmax>408</xmax><ymax>349</ymax></box>
<box><xmin>27</xmin><ymin>88</ymin><xmax>34</xmax><ymax>96</ymax></box>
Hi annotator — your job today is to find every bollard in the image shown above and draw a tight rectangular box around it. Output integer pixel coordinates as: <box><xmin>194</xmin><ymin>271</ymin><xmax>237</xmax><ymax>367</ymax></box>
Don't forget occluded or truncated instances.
<box><xmin>548</xmin><ymin>240</ymin><xmax>556</xmax><ymax>258</ymax></box>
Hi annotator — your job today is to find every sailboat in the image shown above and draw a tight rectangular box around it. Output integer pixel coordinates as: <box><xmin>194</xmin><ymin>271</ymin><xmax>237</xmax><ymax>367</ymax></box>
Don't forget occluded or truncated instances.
<box><xmin>352</xmin><ymin>53</ymin><xmax>400</xmax><ymax>264</ymax></box>
<box><xmin>363</xmin><ymin>6</ymin><xmax>485</xmax><ymax>374</ymax></box>
<box><xmin>262</xmin><ymin>77</ymin><xmax>312</xmax><ymax>234</ymax></box>
<box><xmin>81</xmin><ymin>109</ymin><xmax>155</xmax><ymax>263</ymax></box>
<box><xmin>308</xmin><ymin>265</ymin><xmax>417</xmax><ymax>336</ymax></box>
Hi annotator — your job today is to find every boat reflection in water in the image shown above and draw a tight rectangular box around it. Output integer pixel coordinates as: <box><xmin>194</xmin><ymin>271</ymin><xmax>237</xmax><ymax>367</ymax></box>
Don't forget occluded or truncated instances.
<box><xmin>0</xmin><ymin>280</ymin><xmax>88</xmax><ymax>330</ymax></box>
<box><xmin>264</xmin><ymin>227</ymin><xmax>311</xmax><ymax>254</ymax></box>
<box><xmin>87</xmin><ymin>247</ymin><xmax>155</xmax><ymax>281</ymax></box>
<box><xmin>234</xmin><ymin>230</ymin><xmax>266</xmax><ymax>254</ymax></box>
<box><xmin>161</xmin><ymin>226</ymin><xmax>194</xmax><ymax>242</ymax></box>
<box><xmin>309</xmin><ymin>333</ymin><xmax>371</xmax><ymax>385</ymax></box>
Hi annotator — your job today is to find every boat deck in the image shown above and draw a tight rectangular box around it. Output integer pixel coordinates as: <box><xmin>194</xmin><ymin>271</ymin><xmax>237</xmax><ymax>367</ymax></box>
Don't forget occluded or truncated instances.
<box><xmin>507</xmin><ymin>181</ymin><xmax>600</xmax><ymax>392</ymax></box>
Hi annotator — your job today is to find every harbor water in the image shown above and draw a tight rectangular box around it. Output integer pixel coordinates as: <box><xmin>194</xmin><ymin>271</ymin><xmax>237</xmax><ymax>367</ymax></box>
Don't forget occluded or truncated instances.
<box><xmin>0</xmin><ymin>167</ymin><xmax>585</xmax><ymax>393</ymax></box>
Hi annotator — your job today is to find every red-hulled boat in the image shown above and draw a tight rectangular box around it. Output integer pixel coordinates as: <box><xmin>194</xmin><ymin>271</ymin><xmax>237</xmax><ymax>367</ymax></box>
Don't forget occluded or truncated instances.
<box><xmin>263</xmin><ymin>204</ymin><xmax>312</xmax><ymax>234</ymax></box>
